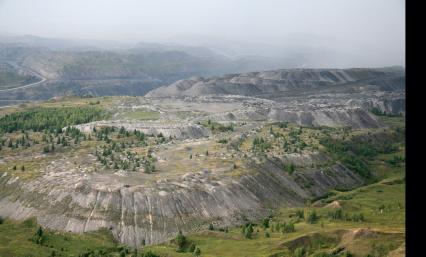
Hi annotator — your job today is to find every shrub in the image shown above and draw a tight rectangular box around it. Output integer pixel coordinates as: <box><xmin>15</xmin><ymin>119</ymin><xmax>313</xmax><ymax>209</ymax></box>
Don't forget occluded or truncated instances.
<box><xmin>283</xmin><ymin>162</ymin><xmax>296</xmax><ymax>174</ymax></box>
<box><xmin>294</xmin><ymin>247</ymin><xmax>306</xmax><ymax>257</ymax></box>
<box><xmin>282</xmin><ymin>222</ymin><xmax>295</xmax><ymax>233</ymax></box>
<box><xmin>262</xmin><ymin>218</ymin><xmax>270</xmax><ymax>229</ymax></box>
<box><xmin>295</xmin><ymin>209</ymin><xmax>305</xmax><ymax>219</ymax></box>
<box><xmin>306</xmin><ymin>210</ymin><xmax>319</xmax><ymax>224</ymax></box>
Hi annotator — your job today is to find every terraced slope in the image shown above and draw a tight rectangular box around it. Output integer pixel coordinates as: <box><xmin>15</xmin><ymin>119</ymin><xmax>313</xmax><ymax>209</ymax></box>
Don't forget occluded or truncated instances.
<box><xmin>146</xmin><ymin>67</ymin><xmax>405</xmax><ymax>98</ymax></box>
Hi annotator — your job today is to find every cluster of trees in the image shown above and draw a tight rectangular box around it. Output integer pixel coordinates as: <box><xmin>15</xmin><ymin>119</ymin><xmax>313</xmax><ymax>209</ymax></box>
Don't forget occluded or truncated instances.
<box><xmin>269</xmin><ymin>221</ymin><xmax>295</xmax><ymax>234</ymax></box>
<box><xmin>174</xmin><ymin>230</ymin><xmax>201</xmax><ymax>256</ymax></box>
<box><xmin>96</xmin><ymin>143</ymin><xmax>156</xmax><ymax>173</ymax></box>
<box><xmin>320</xmin><ymin>131</ymin><xmax>402</xmax><ymax>179</ymax></box>
<box><xmin>284</xmin><ymin>127</ymin><xmax>307</xmax><ymax>153</ymax></box>
<box><xmin>240</xmin><ymin>220</ymin><xmax>295</xmax><ymax>239</ymax></box>
<box><xmin>92</xmin><ymin>126</ymin><xmax>171</xmax><ymax>172</ymax></box>
<box><xmin>0</xmin><ymin>121</ymin><xmax>95</xmax><ymax>155</ymax></box>
<box><xmin>251</xmin><ymin>125</ymin><xmax>309</xmax><ymax>155</ymax></box>
<box><xmin>326</xmin><ymin>209</ymin><xmax>366</xmax><ymax>222</ymax></box>
<box><xmin>386</xmin><ymin>155</ymin><xmax>405</xmax><ymax>167</ymax></box>
<box><xmin>320</xmin><ymin>136</ymin><xmax>371</xmax><ymax>179</ymax></box>
<box><xmin>371</xmin><ymin>107</ymin><xmax>403</xmax><ymax>117</ymax></box>
<box><xmin>239</xmin><ymin>217</ymin><xmax>298</xmax><ymax>239</ymax></box>
<box><xmin>199</xmin><ymin>120</ymin><xmax>234</xmax><ymax>133</ymax></box>
<box><xmin>0</xmin><ymin>107</ymin><xmax>105</xmax><ymax>133</ymax></box>
<box><xmin>1</xmin><ymin>134</ymin><xmax>30</xmax><ymax>150</ymax></box>
<box><xmin>0</xmin><ymin>132</ymin><xmax>64</xmax><ymax>155</ymax></box>
<box><xmin>207</xmin><ymin>223</ymin><xmax>229</xmax><ymax>233</ymax></box>
<box><xmin>40</xmin><ymin>127</ymin><xmax>86</xmax><ymax>153</ymax></box>
<box><xmin>252</xmin><ymin>137</ymin><xmax>272</xmax><ymax>152</ymax></box>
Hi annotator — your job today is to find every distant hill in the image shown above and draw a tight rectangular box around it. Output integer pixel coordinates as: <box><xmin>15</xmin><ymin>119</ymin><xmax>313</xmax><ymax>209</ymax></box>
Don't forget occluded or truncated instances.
<box><xmin>0</xmin><ymin>36</ymin><xmax>310</xmax><ymax>101</ymax></box>
<box><xmin>146</xmin><ymin>67</ymin><xmax>405</xmax><ymax>98</ymax></box>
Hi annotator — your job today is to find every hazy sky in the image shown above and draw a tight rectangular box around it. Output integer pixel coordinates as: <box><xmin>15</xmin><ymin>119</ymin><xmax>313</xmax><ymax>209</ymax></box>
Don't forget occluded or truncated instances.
<box><xmin>0</xmin><ymin>0</ymin><xmax>405</xmax><ymax>67</ymax></box>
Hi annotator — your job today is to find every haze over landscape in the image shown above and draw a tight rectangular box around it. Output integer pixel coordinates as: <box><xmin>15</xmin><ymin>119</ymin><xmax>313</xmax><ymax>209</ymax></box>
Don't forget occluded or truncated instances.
<box><xmin>0</xmin><ymin>1</ymin><xmax>406</xmax><ymax>257</ymax></box>
<box><xmin>0</xmin><ymin>0</ymin><xmax>405</xmax><ymax>67</ymax></box>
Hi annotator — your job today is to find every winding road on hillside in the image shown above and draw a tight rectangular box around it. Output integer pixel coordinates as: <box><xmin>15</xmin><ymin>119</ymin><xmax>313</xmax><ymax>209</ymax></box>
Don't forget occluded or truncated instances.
<box><xmin>0</xmin><ymin>61</ymin><xmax>47</xmax><ymax>93</ymax></box>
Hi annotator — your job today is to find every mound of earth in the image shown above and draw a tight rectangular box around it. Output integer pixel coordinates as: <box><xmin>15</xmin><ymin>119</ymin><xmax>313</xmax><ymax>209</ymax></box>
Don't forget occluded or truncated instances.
<box><xmin>146</xmin><ymin>67</ymin><xmax>405</xmax><ymax>99</ymax></box>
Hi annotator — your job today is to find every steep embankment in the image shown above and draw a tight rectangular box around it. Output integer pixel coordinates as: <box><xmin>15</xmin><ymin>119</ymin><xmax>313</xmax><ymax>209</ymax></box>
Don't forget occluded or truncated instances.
<box><xmin>0</xmin><ymin>159</ymin><xmax>363</xmax><ymax>247</ymax></box>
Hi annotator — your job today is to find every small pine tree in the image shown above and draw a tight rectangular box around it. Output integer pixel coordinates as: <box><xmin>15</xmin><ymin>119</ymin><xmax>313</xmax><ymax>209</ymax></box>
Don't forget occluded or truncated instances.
<box><xmin>175</xmin><ymin>230</ymin><xmax>186</xmax><ymax>251</ymax></box>
<box><xmin>32</xmin><ymin>226</ymin><xmax>45</xmax><ymax>245</ymax></box>
<box><xmin>262</xmin><ymin>218</ymin><xmax>270</xmax><ymax>229</ymax></box>
<box><xmin>244</xmin><ymin>224</ymin><xmax>254</xmax><ymax>239</ymax></box>
<box><xmin>194</xmin><ymin>246</ymin><xmax>201</xmax><ymax>256</ymax></box>
<box><xmin>21</xmin><ymin>165</ymin><xmax>25</xmax><ymax>171</ymax></box>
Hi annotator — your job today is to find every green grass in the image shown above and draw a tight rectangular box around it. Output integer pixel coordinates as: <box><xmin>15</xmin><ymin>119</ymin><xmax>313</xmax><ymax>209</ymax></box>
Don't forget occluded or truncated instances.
<box><xmin>0</xmin><ymin>218</ymin><xmax>120</xmax><ymax>257</ymax></box>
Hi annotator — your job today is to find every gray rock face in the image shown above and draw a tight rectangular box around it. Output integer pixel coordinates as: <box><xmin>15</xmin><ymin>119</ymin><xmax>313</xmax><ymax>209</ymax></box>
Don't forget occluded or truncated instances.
<box><xmin>0</xmin><ymin>160</ymin><xmax>363</xmax><ymax>247</ymax></box>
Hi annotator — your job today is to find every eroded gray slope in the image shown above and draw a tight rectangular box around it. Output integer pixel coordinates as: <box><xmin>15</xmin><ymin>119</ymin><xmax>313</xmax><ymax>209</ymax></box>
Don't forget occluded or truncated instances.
<box><xmin>0</xmin><ymin>159</ymin><xmax>362</xmax><ymax>247</ymax></box>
